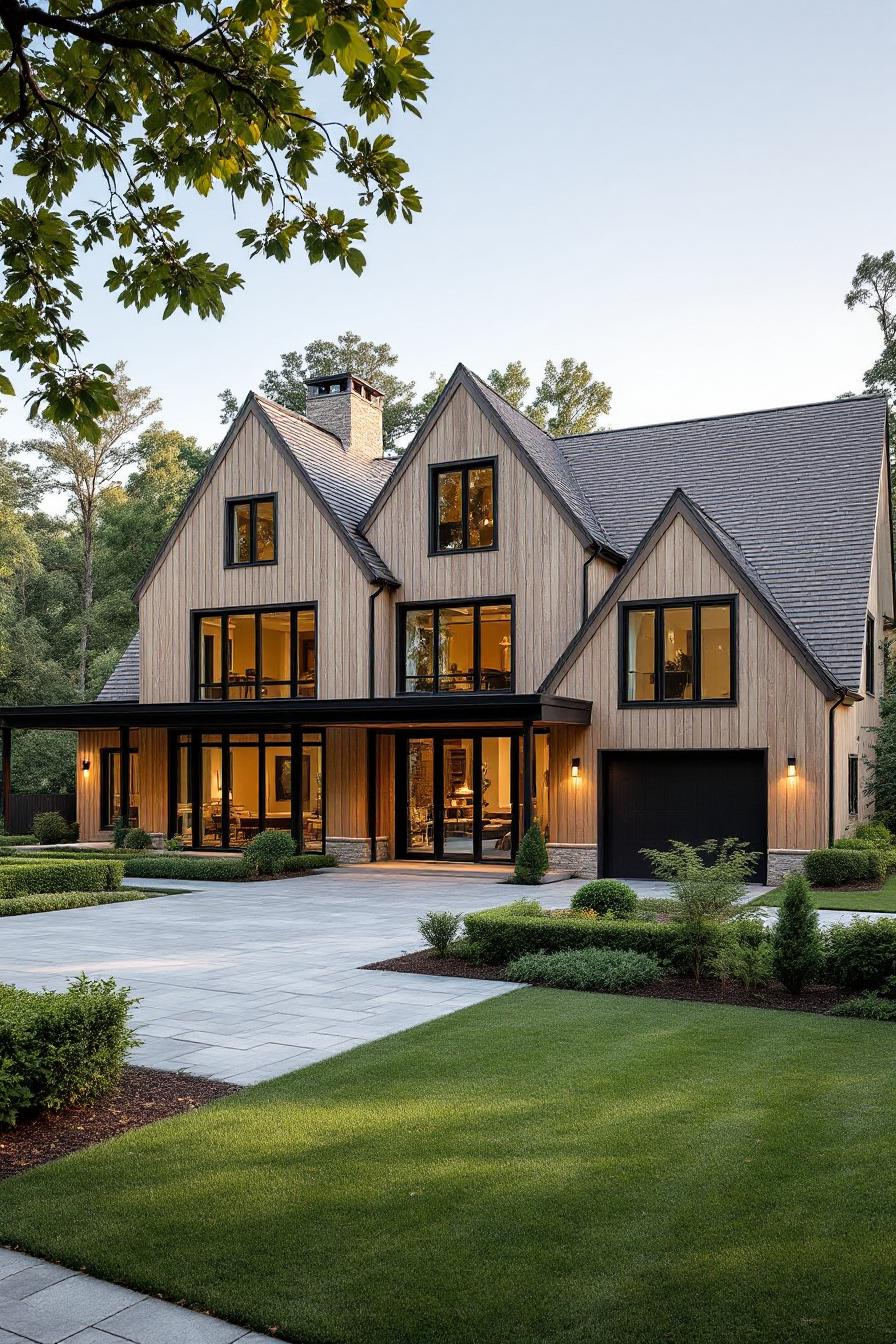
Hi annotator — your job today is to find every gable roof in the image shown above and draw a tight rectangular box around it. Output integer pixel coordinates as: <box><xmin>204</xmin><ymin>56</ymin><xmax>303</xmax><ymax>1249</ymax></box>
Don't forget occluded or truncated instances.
<box><xmin>541</xmin><ymin>489</ymin><xmax>845</xmax><ymax>697</ymax></box>
<box><xmin>133</xmin><ymin>395</ymin><xmax>397</xmax><ymax>603</ymax></box>
<box><xmin>96</xmin><ymin>632</ymin><xmax>140</xmax><ymax>702</ymax></box>
<box><xmin>557</xmin><ymin>394</ymin><xmax>889</xmax><ymax>689</ymax></box>
<box><xmin>358</xmin><ymin>364</ymin><xmax>626</xmax><ymax>560</ymax></box>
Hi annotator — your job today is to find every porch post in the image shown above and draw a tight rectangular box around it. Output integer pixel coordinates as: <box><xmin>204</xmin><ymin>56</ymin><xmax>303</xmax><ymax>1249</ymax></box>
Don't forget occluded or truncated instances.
<box><xmin>522</xmin><ymin>722</ymin><xmax>534</xmax><ymax>835</ymax></box>
<box><xmin>119</xmin><ymin>725</ymin><xmax>130</xmax><ymax>828</ymax></box>
<box><xmin>290</xmin><ymin>725</ymin><xmax>302</xmax><ymax>849</ymax></box>
<box><xmin>367</xmin><ymin>729</ymin><xmax>377</xmax><ymax>863</ymax></box>
<box><xmin>1</xmin><ymin>726</ymin><xmax>10</xmax><ymax>831</ymax></box>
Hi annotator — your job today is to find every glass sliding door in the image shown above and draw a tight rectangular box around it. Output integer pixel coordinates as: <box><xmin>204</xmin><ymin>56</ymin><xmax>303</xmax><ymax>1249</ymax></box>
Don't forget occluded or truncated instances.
<box><xmin>406</xmin><ymin>738</ymin><xmax>434</xmax><ymax>853</ymax></box>
<box><xmin>200</xmin><ymin>738</ymin><xmax>224</xmax><ymax>847</ymax></box>
<box><xmin>480</xmin><ymin>737</ymin><xmax>513</xmax><ymax>861</ymax></box>
<box><xmin>302</xmin><ymin>732</ymin><xmax>324</xmax><ymax>852</ymax></box>
<box><xmin>263</xmin><ymin>736</ymin><xmax>292</xmax><ymax>834</ymax></box>
<box><xmin>399</xmin><ymin>732</ymin><xmax>519</xmax><ymax>862</ymax></box>
<box><xmin>228</xmin><ymin>734</ymin><xmax>260</xmax><ymax>847</ymax></box>
<box><xmin>442</xmin><ymin>738</ymin><xmax>474</xmax><ymax>857</ymax></box>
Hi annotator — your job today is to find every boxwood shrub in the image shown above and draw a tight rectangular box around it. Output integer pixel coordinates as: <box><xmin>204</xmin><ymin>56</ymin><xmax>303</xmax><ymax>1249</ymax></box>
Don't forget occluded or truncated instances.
<box><xmin>121</xmin><ymin>855</ymin><xmax>250</xmax><ymax>880</ymax></box>
<box><xmin>0</xmin><ymin>975</ymin><xmax>137</xmax><ymax>1127</ymax></box>
<box><xmin>804</xmin><ymin>848</ymin><xmax>885</xmax><ymax>887</ymax></box>
<box><xmin>0</xmin><ymin>859</ymin><xmax>123</xmax><ymax>898</ymax></box>
<box><xmin>0</xmin><ymin>890</ymin><xmax>154</xmax><ymax>916</ymax></box>
<box><xmin>279</xmin><ymin>852</ymin><xmax>338</xmax><ymax>872</ymax></box>
<box><xmin>570</xmin><ymin>879</ymin><xmax>638</xmax><ymax>917</ymax></box>
<box><xmin>507</xmin><ymin>946</ymin><xmax>663</xmax><ymax>991</ymax></box>
<box><xmin>825</xmin><ymin>917</ymin><xmax>896</xmax><ymax>990</ymax></box>
<box><xmin>464</xmin><ymin>907</ymin><xmax>680</xmax><ymax>965</ymax></box>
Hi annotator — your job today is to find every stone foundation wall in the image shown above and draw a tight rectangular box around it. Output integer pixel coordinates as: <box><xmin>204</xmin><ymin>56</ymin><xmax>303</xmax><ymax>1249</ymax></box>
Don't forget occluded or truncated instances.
<box><xmin>547</xmin><ymin>843</ymin><xmax>597</xmax><ymax>878</ymax></box>
<box><xmin>766</xmin><ymin>850</ymin><xmax>810</xmax><ymax>884</ymax></box>
<box><xmin>326</xmin><ymin>836</ymin><xmax>389</xmax><ymax>864</ymax></box>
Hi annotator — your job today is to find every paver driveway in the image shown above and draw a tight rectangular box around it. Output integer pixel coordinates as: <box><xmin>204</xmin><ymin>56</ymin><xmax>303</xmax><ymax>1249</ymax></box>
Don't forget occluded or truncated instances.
<box><xmin>0</xmin><ymin>867</ymin><xmax>554</xmax><ymax>1084</ymax></box>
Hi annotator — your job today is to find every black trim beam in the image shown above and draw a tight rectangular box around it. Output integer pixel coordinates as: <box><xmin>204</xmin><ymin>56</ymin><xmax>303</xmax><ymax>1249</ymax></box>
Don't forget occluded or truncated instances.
<box><xmin>0</xmin><ymin>693</ymin><xmax>593</xmax><ymax>731</ymax></box>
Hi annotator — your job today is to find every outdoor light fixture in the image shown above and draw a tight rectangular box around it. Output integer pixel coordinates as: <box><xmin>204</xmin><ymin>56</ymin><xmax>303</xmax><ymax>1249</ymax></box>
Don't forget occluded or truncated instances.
<box><xmin>571</xmin><ymin>757</ymin><xmax>581</xmax><ymax>779</ymax></box>
<box><xmin>81</xmin><ymin>758</ymin><xmax>89</xmax><ymax>773</ymax></box>
<box><xmin>787</xmin><ymin>757</ymin><xmax>797</xmax><ymax>778</ymax></box>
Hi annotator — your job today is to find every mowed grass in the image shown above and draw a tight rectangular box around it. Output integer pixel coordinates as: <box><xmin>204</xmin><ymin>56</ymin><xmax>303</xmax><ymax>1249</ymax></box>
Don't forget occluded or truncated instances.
<box><xmin>756</xmin><ymin>873</ymin><xmax>896</xmax><ymax>912</ymax></box>
<box><xmin>2</xmin><ymin>991</ymin><xmax>895</xmax><ymax>1344</ymax></box>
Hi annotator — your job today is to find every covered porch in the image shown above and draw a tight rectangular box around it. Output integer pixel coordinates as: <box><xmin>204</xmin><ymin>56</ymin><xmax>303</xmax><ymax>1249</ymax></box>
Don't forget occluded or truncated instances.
<box><xmin>0</xmin><ymin>694</ymin><xmax>592</xmax><ymax>863</ymax></box>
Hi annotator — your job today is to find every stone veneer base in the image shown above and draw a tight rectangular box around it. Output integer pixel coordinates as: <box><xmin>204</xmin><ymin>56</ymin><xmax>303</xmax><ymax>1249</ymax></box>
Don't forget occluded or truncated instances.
<box><xmin>765</xmin><ymin>850</ymin><xmax>810</xmax><ymax>884</ymax></box>
<box><xmin>326</xmin><ymin>836</ymin><xmax>389</xmax><ymax>864</ymax></box>
<box><xmin>546</xmin><ymin>843</ymin><xmax>598</xmax><ymax>879</ymax></box>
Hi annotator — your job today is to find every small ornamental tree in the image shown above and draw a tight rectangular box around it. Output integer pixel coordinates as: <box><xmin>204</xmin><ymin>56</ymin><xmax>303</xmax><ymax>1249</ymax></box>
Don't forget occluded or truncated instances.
<box><xmin>772</xmin><ymin>872</ymin><xmax>824</xmax><ymax>994</ymax></box>
<box><xmin>514</xmin><ymin>822</ymin><xmax>549</xmax><ymax>885</ymax></box>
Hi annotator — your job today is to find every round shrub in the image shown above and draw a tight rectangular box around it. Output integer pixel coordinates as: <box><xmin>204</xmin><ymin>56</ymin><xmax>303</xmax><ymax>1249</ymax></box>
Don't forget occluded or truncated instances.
<box><xmin>804</xmin><ymin>847</ymin><xmax>885</xmax><ymax>887</ymax></box>
<box><xmin>507</xmin><ymin>946</ymin><xmax>663</xmax><ymax>992</ymax></box>
<box><xmin>571</xmin><ymin>879</ymin><xmax>638</xmax><ymax>918</ymax></box>
<box><xmin>32</xmin><ymin>811</ymin><xmax>75</xmax><ymax>846</ymax></box>
<box><xmin>123</xmin><ymin>827</ymin><xmax>152</xmax><ymax>850</ymax></box>
<box><xmin>244</xmin><ymin>828</ymin><xmax>296</xmax><ymax>875</ymax></box>
<box><xmin>417</xmin><ymin>910</ymin><xmax>462</xmax><ymax>955</ymax></box>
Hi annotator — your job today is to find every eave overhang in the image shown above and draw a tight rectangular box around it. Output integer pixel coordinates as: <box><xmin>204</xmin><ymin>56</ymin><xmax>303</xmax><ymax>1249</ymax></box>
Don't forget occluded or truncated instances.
<box><xmin>0</xmin><ymin>694</ymin><xmax>592</xmax><ymax>732</ymax></box>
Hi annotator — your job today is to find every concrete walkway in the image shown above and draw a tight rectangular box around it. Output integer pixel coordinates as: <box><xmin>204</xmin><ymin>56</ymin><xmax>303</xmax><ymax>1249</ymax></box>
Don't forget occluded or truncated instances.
<box><xmin>0</xmin><ymin>1248</ymin><xmax>271</xmax><ymax>1343</ymax></box>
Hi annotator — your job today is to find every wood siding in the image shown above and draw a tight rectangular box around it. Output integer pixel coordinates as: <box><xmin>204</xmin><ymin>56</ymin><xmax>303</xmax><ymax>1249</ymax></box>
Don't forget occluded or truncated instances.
<box><xmin>139</xmin><ymin>410</ymin><xmax>373</xmax><ymax>703</ymax></box>
<box><xmin>552</xmin><ymin>511</ymin><xmax>828</xmax><ymax>853</ymax></box>
<box><xmin>366</xmin><ymin>385</ymin><xmax>616</xmax><ymax>696</ymax></box>
<box><xmin>76</xmin><ymin>728</ymin><xmax>167</xmax><ymax>842</ymax></box>
<box><xmin>326</xmin><ymin>727</ymin><xmax>367</xmax><ymax>838</ymax></box>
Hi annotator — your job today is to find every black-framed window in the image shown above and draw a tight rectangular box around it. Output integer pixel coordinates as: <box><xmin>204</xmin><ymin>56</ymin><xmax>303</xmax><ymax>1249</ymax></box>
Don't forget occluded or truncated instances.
<box><xmin>226</xmin><ymin>494</ymin><xmax>277</xmax><ymax>567</ymax></box>
<box><xmin>193</xmin><ymin>604</ymin><xmax>316</xmax><ymax>701</ymax></box>
<box><xmin>400</xmin><ymin>598</ymin><xmax>513</xmax><ymax>693</ymax></box>
<box><xmin>866</xmin><ymin>613</ymin><xmax>876</xmax><ymax>695</ymax></box>
<box><xmin>621</xmin><ymin>597</ymin><xmax>736</xmax><ymax>705</ymax></box>
<box><xmin>99</xmin><ymin>748</ymin><xmax>139</xmax><ymax>829</ymax></box>
<box><xmin>429</xmin><ymin>460</ymin><xmax>497</xmax><ymax>554</ymax></box>
<box><xmin>848</xmin><ymin>754</ymin><xmax>859</xmax><ymax>817</ymax></box>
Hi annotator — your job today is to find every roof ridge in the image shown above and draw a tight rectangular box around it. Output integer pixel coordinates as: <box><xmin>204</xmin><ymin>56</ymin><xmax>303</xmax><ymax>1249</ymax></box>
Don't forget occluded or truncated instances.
<box><xmin>555</xmin><ymin>391</ymin><xmax>888</xmax><ymax>442</ymax></box>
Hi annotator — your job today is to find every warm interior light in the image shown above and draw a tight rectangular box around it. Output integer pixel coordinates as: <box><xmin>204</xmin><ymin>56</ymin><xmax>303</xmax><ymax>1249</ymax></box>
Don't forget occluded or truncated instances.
<box><xmin>571</xmin><ymin>757</ymin><xmax>581</xmax><ymax>779</ymax></box>
<box><xmin>787</xmin><ymin>757</ymin><xmax>796</xmax><ymax>779</ymax></box>
<box><xmin>81</xmin><ymin>758</ymin><xmax>89</xmax><ymax>773</ymax></box>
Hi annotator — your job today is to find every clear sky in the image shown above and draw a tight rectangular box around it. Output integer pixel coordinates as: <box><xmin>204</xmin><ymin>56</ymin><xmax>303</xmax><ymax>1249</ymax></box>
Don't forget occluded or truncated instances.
<box><xmin>5</xmin><ymin>0</ymin><xmax>895</xmax><ymax>451</ymax></box>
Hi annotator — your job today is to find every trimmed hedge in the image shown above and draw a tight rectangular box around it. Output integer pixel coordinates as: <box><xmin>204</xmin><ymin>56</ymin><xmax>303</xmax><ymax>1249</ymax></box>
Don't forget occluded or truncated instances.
<box><xmin>0</xmin><ymin>975</ymin><xmax>136</xmax><ymax>1127</ymax></box>
<box><xmin>0</xmin><ymin>890</ymin><xmax>154</xmax><ymax>917</ymax></box>
<box><xmin>0</xmin><ymin>834</ymin><xmax>37</xmax><ymax>846</ymax></box>
<box><xmin>825</xmin><ymin>918</ymin><xmax>896</xmax><ymax>991</ymax></box>
<box><xmin>464</xmin><ymin>906</ymin><xmax>680</xmax><ymax>965</ymax></box>
<box><xmin>121</xmin><ymin>856</ymin><xmax>250</xmax><ymax>880</ymax></box>
<box><xmin>0</xmin><ymin>859</ymin><xmax>123</xmax><ymax>898</ymax></box>
<box><xmin>507</xmin><ymin>947</ymin><xmax>663</xmax><ymax>991</ymax></box>
<box><xmin>804</xmin><ymin>848</ymin><xmax>885</xmax><ymax>887</ymax></box>
<box><xmin>279</xmin><ymin>852</ymin><xmax>338</xmax><ymax>873</ymax></box>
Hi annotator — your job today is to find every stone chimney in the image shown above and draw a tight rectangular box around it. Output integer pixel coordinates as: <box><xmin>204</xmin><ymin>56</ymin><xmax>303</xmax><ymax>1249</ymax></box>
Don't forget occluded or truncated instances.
<box><xmin>303</xmin><ymin>372</ymin><xmax>384</xmax><ymax>459</ymax></box>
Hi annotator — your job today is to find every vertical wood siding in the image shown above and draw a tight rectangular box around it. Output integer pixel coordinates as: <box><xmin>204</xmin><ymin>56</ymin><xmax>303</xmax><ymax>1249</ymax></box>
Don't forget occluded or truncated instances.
<box><xmin>326</xmin><ymin>727</ymin><xmax>367</xmax><ymax>837</ymax></box>
<box><xmin>139</xmin><ymin>413</ymin><xmax>372</xmax><ymax>703</ymax></box>
<box><xmin>76</xmin><ymin>729</ymin><xmax>168</xmax><ymax>841</ymax></box>
<box><xmin>552</xmin><ymin>512</ymin><xmax>828</xmax><ymax>851</ymax></box>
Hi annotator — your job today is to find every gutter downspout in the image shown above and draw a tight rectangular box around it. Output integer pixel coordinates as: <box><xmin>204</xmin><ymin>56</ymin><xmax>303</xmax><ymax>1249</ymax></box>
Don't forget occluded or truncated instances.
<box><xmin>828</xmin><ymin>690</ymin><xmax>847</xmax><ymax>847</ymax></box>
<box><xmin>368</xmin><ymin>582</ymin><xmax>386</xmax><ymax>700</ymax></box>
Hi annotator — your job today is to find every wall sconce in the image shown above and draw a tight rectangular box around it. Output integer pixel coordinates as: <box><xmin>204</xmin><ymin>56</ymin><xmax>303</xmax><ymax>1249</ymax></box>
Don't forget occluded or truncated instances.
<box><xmin>571</xmin><ymin>757</ymin><xmax>581</xmax><ymax>779</ymax></box>
<box><xmin>81</xmin><ymin>758</ymin><xmax>90</xmax><ymax>774</ymax></box>
<box><xmin>787</xmin><ymin>757</ymin><xmax>796</xmax><ymax>779</ymax></box>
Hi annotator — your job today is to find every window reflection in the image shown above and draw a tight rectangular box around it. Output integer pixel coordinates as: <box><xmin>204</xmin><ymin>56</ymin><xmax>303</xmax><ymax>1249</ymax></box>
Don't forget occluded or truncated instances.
<box><xmin>432</xmin><ymin>463</ymin><xmax>496</xmax><ymax>552</ymax></box>
<box><xmin>402</xmin><ymin>601</ymin><xmax>513</xmax><ymax>694</ymax></box>
<box><xmin>468</xmin><ymin>467</ymin><xmax>495</xmax><ymax>548</ymax></box>
<box><xmin>405</xmin><ymin>609</ymin><xmax>435</xmax><ymax>692</ymax></box>
<box><xmin>436</xmin><ymin>471</ymin><xmax>463</xmax><ymax>550</ymax></box>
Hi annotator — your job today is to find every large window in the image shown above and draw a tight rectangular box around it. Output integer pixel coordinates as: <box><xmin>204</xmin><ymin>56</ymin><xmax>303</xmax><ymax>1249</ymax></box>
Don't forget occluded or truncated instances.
<box><xmin>400</xmin><ymin>599</ymin><xmax>513</xmax><ymax>693</ymax></box>
<box><xmin>429</xmin><ymin>460</ymin><xmax>497</xmax><ymax>554</ymax></box>
<box><xmin>194</xmin><ymin>605</ymin><xmax>316</xmax><ymax>700</ymax></box>
<box><xmin>173</xmin><ymin>729</ymin><xmax>325</xmax><ymax>852</ymax></box>
<box><xmin>226</xmin><ymin>494</ymin><xmax>277</xmax><ymax>567</ymax></box>
<box><xmin>621</xmin><ymin>598</ymin><xmax>735</xmax><ymax>705</ymax></box>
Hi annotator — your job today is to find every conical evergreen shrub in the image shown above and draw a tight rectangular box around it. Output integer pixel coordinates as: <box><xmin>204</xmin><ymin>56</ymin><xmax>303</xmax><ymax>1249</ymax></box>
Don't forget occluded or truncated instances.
<box><xmin>772</xmin><ymin>871</ymin><xmax>824</xmax><ymax>993</ymax></box>
<box><xmin>514</xmin><ymin>822</ymin><xmax>549</xmax><ymax>885</ymax></box>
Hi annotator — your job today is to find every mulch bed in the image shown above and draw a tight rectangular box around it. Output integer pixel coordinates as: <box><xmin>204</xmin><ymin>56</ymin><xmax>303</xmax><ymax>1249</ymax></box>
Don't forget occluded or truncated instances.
<box><xmin>363</xmin><ymin>950</ymin><xmax>849</xmax><ymax>1015</ymax></box>
<box><xmin>0</xmin><ymin>1067</ymin><xmax>240</xmax><ymax>1178</ymax></box>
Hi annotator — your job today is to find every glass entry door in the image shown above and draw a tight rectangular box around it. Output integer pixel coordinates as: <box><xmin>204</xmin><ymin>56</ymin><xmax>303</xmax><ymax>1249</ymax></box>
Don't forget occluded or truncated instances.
<box><xmin>398</xmin><ymin>732</ymin><xmax>518</xmax><ymax>862</ymax></box>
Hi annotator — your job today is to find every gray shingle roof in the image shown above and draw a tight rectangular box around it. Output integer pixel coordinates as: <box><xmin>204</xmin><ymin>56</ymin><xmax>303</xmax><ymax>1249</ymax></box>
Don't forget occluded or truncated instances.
<box><xmin>96</xmin><ymin>632</ymin><xmax>140</xmax><ymax>702</ymax></box>
<box><xmin>558</xmin><ymin>395</ymin><xmax>889</xmax><ymax>689</ymax></box>
<box><xmin>253</xmin><ymin>395</ymin><xmax>397</xmax><ymax>584</ymax></box>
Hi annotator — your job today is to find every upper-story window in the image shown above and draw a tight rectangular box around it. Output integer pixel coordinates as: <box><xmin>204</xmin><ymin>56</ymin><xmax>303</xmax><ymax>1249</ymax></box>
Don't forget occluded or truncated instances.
<box><xmin>226</xmin><ymin>494</ymin><xmax>277</xmax><ymax>567</ymax></box>
<box><xmin>866</xmin><ymin>612</ymin><xmax>876</xmax><ymax>694</ymax></box>
<box><xmin>621</xmin><ymin>597</ymin><xmax>736</xmax><ymax>705</ymax></box>
<box><xmin>400</xmin><ymin>598</ymin><xmax>513</xmax><ymax>693</ymax></box>
<box><xmin>429</xmin><ymin>460</ymin><xmax>497</xmax><ymax>554</ymax></box>
<box><xmin>194</xmin><ymin>605</ymin><xmax>316</xmax><ymax>700</ymax></box>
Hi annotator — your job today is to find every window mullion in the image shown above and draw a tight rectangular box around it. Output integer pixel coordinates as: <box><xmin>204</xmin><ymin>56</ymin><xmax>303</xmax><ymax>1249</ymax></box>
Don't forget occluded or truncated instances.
<box><xmin>461</xmin><ymin>468</ymin><xmax>469</xmax><ymax>550</ymax></box>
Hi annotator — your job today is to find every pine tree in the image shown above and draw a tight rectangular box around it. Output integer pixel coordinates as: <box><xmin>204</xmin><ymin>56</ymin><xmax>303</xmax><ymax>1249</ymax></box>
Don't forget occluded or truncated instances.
<box><xmin>772</xmin><ymin>872</ymin><xmax>824</xmax><ymax>994</ymax></box>
<box><xmin>514</xmin><ymin>822</ymin><xmax>549</xmax><ymax>885</ymax></box>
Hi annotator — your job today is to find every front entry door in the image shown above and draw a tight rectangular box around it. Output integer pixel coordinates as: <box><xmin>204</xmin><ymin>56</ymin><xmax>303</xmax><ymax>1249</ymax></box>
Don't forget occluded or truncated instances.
<box><xmin>398</xmin><ymin>732</ymin><xmax>519</xmax><ymax>862</ymax></box>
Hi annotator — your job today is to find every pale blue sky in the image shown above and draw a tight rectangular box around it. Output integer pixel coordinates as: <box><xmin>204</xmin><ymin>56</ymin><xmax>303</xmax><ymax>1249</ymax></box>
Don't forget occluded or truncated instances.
<box><xmin>6</xmin><ymin>0</ymin><xmax>895</xmax><ymax>451</ymax></box>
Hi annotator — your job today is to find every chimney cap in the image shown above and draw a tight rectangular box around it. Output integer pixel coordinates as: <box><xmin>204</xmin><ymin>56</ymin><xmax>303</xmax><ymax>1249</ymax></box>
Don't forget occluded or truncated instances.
<box><xmin>305</xmin><ymin>371</ymin><xmax>384</xmax><ymax>403</ymax></box>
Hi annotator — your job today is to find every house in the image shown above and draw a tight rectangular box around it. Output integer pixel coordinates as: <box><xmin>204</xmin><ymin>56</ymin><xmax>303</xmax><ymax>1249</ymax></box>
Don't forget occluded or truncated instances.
<box><xmin>1</xmin><ymin>367</ymin><xmax>891</xmax><ymax>882</ymax></box>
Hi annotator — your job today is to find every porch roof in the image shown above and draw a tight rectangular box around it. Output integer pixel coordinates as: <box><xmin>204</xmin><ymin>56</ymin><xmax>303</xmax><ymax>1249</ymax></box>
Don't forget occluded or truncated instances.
<box><xmin>0</xmin><ymin>693</ymin><xmax>592</xmax><ymax>732</ymax></box>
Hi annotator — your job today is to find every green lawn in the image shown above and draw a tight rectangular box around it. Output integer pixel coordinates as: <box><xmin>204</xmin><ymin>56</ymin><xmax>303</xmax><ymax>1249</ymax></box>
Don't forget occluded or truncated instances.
<box><xmin>756</xmin><ymin>873</ymin><xmax>896</xmax><ymax>912</ymax></box>
<box><xmin>1</xmin><ymin>991</ymin><xmax>894</xmax><ymax>1344</ymax></box>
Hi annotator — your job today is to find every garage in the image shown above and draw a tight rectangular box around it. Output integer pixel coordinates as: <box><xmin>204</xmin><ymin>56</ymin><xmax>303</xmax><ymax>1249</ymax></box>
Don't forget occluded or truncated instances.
<box><xmin>600</xmin><ymin>750</ymin><xmax>767</xmax><ymax>882</ymax></box>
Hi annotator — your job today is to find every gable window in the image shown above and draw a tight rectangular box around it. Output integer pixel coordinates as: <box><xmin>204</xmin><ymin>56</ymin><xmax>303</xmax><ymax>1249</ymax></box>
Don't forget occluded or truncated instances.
<box><xmin>226</xmin><ymin>495</ymin><xmax>277</xmax><ymax>566</ymax></box>
<box><xmin>866</xmin><ymin>613</ymin><xmax>876</xmax><ymax>695</ymax></box>
<box><xmin>194</xmin><ymin>605</ymin><xmax>316</xmax><ymax>700</ymax></box>
<box><xmin>848</xmin><ymin>755</ymin><xmax>859</xmax><ymax>817</ymax></box>
<box><xmin>400</xmin><ymin>599</ymin><xmax>513</xmax><ymax>693</ymax></box>
<box><xmin>621</xmin><ymin>597</ymin><xmax>736</xmax><ymax>705</ymax></box>
<box><xmin>430</xmin><ymin>461</ymin><xmax>497</xmax><ymax>554</ymax></box>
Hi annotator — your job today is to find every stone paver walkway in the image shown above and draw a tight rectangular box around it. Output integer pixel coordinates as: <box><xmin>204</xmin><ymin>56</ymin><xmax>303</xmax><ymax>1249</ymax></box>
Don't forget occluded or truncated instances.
<box><xmin>0</xmin><ymin>1248</ymin><xmax>272</xmax><ymax>1343</ymax></box>
<box><xmin>0</xmin><ymin>867</ymin><xmax>542</xmax><ymax>1084</ymax></box>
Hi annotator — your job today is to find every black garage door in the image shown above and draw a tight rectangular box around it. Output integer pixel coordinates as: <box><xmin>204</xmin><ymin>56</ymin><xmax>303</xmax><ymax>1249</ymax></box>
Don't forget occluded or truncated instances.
<box><xmin>601</xmin><ymin>750</ymin><xmax>767</xmax><ymax>882</ymax></box>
